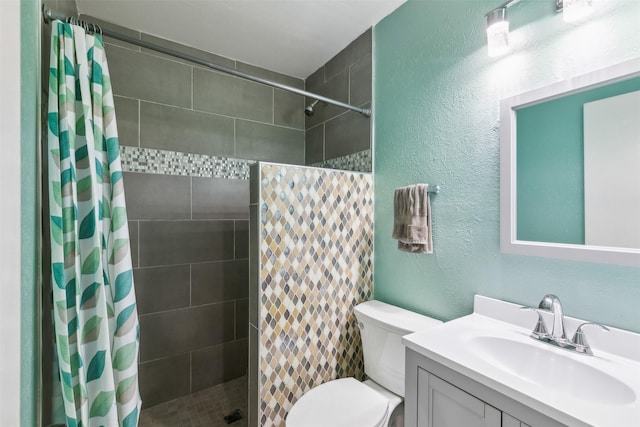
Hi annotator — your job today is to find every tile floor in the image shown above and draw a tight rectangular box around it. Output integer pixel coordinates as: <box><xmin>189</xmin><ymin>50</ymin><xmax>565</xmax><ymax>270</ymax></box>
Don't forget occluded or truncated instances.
<box><xmin>139</xmin><ymin>376</ymin><xmax>248</xmax><ymax>427</ymax></box>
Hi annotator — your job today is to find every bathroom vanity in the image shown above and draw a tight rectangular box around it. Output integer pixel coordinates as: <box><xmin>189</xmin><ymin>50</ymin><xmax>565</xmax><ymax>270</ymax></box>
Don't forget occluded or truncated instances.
<box><xmin>402</xmin><ymin>296</ymin><xmax>640</xmax><ymax>427</ymax></box>
<box><xmin>405</xmin><ymin>349</ymin><xmax>558</xmax><ymax>427</ymax></box>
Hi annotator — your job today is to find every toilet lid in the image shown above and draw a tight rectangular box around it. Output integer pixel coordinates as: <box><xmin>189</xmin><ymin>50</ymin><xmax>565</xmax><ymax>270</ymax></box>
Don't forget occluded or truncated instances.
<box><xmin>286</xmin><ymin>378</ymin><xmax>389</xmax><ymax>427</ymax></box>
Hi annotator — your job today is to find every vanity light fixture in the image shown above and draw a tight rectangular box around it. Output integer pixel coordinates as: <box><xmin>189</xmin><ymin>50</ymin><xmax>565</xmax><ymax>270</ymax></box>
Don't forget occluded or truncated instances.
<box><xmin>486</xmin><ymin>0</ymin><xmax>592</xmax><ymax>57</ymax></box>
<box><xmin>486</xmin><ymin>7</ymin><xmax>510</xmax><ymax>57</ymax></box>
<box><xmin>560</xmin><ymin>0</ymin><xmax>593</xmax><ymax>22</ymax></box>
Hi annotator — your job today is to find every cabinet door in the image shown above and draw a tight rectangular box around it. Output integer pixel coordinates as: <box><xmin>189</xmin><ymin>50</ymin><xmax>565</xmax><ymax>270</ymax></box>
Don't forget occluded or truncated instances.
<box><xmin>417</xmin><ymin>368</ymin><xmax>501</xmax><ymax>427</ymax></box>
<box><xmin>503</xmin><ymin>412</ymin><xmax>531</xmax><ymax>427</ymax></box>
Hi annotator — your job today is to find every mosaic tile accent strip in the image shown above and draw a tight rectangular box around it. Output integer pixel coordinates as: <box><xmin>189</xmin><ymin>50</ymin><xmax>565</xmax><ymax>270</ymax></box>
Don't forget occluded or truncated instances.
<box><xmin>120</xmin><ymin>146</ymin><xmax>254</xmax><ymax>179</ymax></box>
<box><xmin>310</xmin><ymin>149</ymin><xmax>372</xmax><ymax>173</ymax></box>
<box><xmin>257</xmin><ymin>163</ymin><xmax>374</xmax><ymax>426</ymax></box>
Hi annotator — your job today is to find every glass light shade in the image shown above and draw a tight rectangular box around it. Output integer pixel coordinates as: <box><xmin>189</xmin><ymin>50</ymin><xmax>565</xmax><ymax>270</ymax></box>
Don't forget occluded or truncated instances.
<box><xmin>486</xmin><ymin>8</ymin><xmax>509</xmax><ymax>57</ymax></box>
<box><xmin>563</xmin><ymin>0</ymin><xmax>593</xmax><ymax>22</ymax></box>
<box><xmin>487</xmin><ymin>20</ymin><xmax>510</xmax><ymax>57</ymax></box>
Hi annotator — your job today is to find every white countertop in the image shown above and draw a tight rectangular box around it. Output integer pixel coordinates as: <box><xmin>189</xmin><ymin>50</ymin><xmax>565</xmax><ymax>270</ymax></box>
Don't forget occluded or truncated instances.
<box><xmin>402</xmin><ymin>295</ymin><xmax>640</xmax><ymax>427</ymax></box>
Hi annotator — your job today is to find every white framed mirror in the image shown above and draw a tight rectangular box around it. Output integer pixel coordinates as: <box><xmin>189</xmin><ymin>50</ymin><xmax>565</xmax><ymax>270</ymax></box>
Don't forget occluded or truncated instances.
<box><xmin>500</xmin><ymin>58</ymin><xmax>640</xmax><ymax>267</ymax></box>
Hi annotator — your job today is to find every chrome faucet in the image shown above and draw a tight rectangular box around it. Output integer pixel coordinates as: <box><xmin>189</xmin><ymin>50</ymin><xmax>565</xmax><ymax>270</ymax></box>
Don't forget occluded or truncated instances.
<box><xmin>522</xmin><ymin>294</ymin><xmax>609</xmax><ymax>356</ymax></box>
<box><xmin>537</xmin><ymin>294</ymin><xmax>567</xmax><ymax>341</ymax></box>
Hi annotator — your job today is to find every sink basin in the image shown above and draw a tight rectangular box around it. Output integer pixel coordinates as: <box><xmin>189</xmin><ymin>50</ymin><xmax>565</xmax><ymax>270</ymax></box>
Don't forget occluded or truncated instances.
<box><xmin>468</xmin><ymin>335</ymin><xmax>636</xmax><ymax>404</ymax></box>
<box><xmin>402</xmin><ymin>296</ymin><xmax>640</xmax><ymax>427</ymax></box>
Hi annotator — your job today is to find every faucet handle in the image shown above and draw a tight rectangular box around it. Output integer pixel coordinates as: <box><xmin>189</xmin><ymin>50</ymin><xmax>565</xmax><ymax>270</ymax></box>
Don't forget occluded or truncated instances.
<box><xmin>520</xmin><ymin>306</ymin><xmax>549</xmax><ymax>338</ymax></box>
<box><xmin>571</xmin><ymin>322</ymin><xmax>610</xmax><ymax>355</ymax></box>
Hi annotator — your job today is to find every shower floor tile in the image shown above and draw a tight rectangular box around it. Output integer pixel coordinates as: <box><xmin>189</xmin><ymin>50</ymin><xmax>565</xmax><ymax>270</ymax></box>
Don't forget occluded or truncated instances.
<box><xmin>139</xmin><ymin>376</ymin><xmax>248</xmax><ymax>427</ymax></box>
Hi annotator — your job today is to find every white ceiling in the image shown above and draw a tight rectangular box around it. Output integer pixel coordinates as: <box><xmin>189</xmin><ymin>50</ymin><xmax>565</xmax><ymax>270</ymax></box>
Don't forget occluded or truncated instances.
<box><xmin>76</xmin><ymin>0</ymin><xmax>406</xmax><ymax>79</ymax></box>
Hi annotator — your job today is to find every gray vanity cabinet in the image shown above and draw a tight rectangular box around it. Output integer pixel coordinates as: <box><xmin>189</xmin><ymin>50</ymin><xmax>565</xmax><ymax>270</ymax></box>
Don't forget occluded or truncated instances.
<box><xmin>503</xmin><ymin>413</ymin><xmax>532</xmax><ymax>427</ymax></box>
<box><xmin>406</xmin><ymin>349</ymin><xmax>563</xmax><ymax>427</ymax></box>
<box><xmin>417</xmin><ymin>368</ymin><xmax>501</xmax><ymax>427</ymax></box>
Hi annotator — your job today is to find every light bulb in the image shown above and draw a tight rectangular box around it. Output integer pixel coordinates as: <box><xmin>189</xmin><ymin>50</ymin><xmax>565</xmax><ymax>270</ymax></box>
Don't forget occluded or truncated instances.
<box><xmin>563</xmin><ymin>0</ymin><xmax>593</xmax><ymax>22</ymax></box>
<box><xmin>486</xmin><ymin>8</ymin><xmax>509</xmax><ymax>57</ymax></box>
<box><xmin>487</xmin><ymin>21</ymin><xmax>510</xmax><ymax>57</ymax></box>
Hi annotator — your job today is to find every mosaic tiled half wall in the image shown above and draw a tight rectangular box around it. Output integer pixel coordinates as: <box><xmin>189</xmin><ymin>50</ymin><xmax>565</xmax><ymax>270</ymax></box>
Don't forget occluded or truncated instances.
<box><xmin>249</xmin><ymin>163</ymin><xmax>374</xmax><ymax>426</ymax></box>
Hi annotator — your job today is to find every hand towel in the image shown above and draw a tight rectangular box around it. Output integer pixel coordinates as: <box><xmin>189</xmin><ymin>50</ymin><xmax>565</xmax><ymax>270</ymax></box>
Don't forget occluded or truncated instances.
<box><xmin>392</xmin><ymin>184</ymin><xmax>433</xmax><ymax>254</ymax></box>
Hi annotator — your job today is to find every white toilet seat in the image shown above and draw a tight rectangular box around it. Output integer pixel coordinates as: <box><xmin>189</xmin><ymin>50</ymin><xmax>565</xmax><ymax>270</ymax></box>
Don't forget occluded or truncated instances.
<box><xmin>286</xmin><ymin>378</ymin><xmax>391</xmax><ymax>427</ymax></box>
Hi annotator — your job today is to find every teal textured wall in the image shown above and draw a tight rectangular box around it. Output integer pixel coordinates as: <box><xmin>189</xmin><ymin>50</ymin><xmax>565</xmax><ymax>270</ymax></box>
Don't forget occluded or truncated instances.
<box><xmin>373</xmin><ymin>0</ymin><xmax>640</xmax><ymax>332</ymax></box>
<box><xmin>21</xmin><ymin>0</ymin><xmax>39</xmax><ymax>425</ymax></box>
<box><xmin>517</xmin><ymin>77</ymin><xmax>640</xmax><ymax>244</ymax></box>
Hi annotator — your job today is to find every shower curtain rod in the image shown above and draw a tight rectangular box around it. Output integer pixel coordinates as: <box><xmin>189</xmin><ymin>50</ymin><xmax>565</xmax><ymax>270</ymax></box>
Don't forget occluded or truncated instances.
<box><xmin>42</xmin><ymin>5</ymin><xmax>372</xmax><ymax>118</ymax></box>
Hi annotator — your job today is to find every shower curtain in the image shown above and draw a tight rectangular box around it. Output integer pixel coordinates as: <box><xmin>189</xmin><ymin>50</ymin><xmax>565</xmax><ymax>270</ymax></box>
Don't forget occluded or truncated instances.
<box><xmin>47</xmin><ymin>21</ymin><xmax>141</xmax><ymax>427</ymax></box>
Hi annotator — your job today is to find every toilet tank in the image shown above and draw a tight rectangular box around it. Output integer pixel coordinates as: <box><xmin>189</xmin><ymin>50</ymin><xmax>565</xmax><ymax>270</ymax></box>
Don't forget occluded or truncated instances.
<box><xmin>354</xmin><ymin>300</ymin><xmax>441</xmax><ymax>397</ymax></box>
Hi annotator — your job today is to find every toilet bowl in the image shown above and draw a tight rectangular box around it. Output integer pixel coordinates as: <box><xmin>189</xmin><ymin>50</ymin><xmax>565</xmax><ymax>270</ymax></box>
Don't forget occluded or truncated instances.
<box><xmin>286</xmin><ymin>378</ymin><xmax>399</xmax><ymax>427</ymax></box>
<box><xmin>286</xmin><ymin>300</ymin><xmax>441</xmax><ymax>427</ymax></box>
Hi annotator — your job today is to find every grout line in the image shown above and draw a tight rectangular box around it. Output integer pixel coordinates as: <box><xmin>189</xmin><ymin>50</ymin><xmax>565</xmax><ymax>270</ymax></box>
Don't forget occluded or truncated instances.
<box><xmin>136</xmin><ymin>220</ymin><xmax>140</xmax><ymax>267</ymax></box>
<box><xmin>137</xmin><ymin>99</ymin><xmax>141</xmax><ymax>148</ymax></box>
<box><xmin>347</xmin><ymin>64</ymin><xmax>351</xmax><ymax>104</ymax></box>
<box><xmin>234</xmin><ymin>300</ymin><xmax>237</xmax><ymax>340</ymax></box>
<box><xmin>234</xmin><ymin>116</ymin><xmax>305</xmax><ymax>132</ymax></box>
<box><xmin>128</xmin><ymin>218</ymin><xmax>238</xmax><ymax>223</ymax></box>
<box><xmin>117</xmin><ymin>94</ymin><xmax>304</xmax><ymax>133</ymax></box>
<box><xmin>126</xmin><ymin>95</ymin><xmax>305</xmax><ymax>131</ymax></box>
<box><xmin>190</xmin><ymin>66</ymin><xmax>194</xmax><ymax>110</ymax></box>
<box><xmin>305</xmin><ymin>121</ymin><xmax>324</xmax><ymax>132</ymax></box>
<box><xmin>117</xmin><ymin>85</ymin><xmax>304</xmax><ymax>131</ymax></box>
<box><xmin>189</xmin><ymin>299</ymin><xmax>246</xmax><ymax>310</ymax></box>
<box><xmin>103</xmin><ymin>40</ymin><xmax>140</xmax><ymax>54</ymax></box>
<box><xmin>106</xmin><ymin>41</ymin><xmax>218</xmax><ymax>69</ymax></box>
<box><xmin>138</xmin><ymin>300</ymin><xmax>235</xmax><ymax>318</ymax></box>
<box><xmin>134</xmin><ymin>258</ymin><xmax>247</xmax><ymax>271</ymax></box>
<box><xmin>322</xmin><ymin>123</ymin><xmax>326</xmax><ymax>163</ymax></box>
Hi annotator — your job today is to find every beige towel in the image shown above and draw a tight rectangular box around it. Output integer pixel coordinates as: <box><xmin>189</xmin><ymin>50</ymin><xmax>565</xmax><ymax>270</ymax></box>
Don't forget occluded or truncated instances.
<box><xmin>392</xmin><ymin>184</ymin><xmax>433</xmax><ymax>254</ymax></box>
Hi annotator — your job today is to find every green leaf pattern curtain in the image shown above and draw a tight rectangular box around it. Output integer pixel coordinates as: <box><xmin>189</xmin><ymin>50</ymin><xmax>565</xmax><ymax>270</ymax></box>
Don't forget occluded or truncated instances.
<box><xmin>47</xmin><ymin>21</ymin><xmax>142</xmax><ymax>427</ymax></box>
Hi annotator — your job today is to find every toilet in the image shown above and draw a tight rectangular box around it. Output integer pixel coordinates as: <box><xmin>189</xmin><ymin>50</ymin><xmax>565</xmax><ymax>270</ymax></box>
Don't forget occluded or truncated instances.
<box><xmin>286</xmin><ymin>300</ymin><xmax>442</xmax><ymax>427</ymax></box>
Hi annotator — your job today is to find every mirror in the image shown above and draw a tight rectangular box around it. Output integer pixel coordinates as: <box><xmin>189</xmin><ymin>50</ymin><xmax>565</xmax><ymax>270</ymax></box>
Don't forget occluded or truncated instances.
<box><xmin>500</xmin><ymin>58</ymin><xmax>640</xmax><ymax>267</ymax></box>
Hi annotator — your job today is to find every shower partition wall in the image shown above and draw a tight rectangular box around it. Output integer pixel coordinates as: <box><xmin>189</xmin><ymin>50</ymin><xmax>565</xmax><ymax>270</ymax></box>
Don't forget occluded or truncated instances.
<box><xmin>249</xmin><ymin>163</ymin><xmax>375</xmax><ymax>426</ymax></box>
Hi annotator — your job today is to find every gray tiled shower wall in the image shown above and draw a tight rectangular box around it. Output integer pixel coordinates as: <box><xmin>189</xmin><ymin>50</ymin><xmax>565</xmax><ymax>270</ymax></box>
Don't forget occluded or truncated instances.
<box><xmin>81</xmin><ymin>14</ymin><xmax>307</xmax><ymax>408</ymax></box>
<box><xmin>304</xmin><ymin>29</ymin><xmax>372</xmax><ymax>166</ymax></box>
<box><xmin>125</xmin><ymin>173</ymin><xmax>250</xmax><ymax>408</ymax></box>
